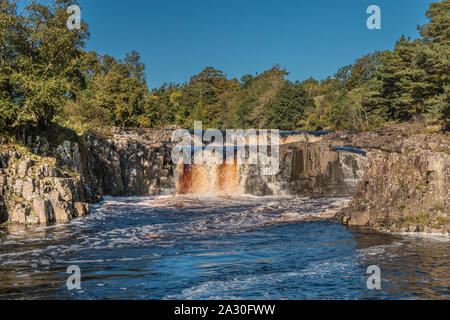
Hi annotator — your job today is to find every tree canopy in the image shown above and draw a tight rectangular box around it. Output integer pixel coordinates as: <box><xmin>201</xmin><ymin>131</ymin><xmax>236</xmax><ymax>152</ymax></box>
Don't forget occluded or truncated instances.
<box><xmin>0</xmin><ymin>0</ymin><xmax>448</xmax><ymax>134</ymax></box>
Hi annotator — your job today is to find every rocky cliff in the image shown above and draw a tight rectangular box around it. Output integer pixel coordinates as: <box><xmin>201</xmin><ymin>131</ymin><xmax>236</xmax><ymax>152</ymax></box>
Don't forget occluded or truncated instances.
<box><xmin>0</xmin><ymin>142</ymin><xmax>90</xmax><ymax>225</ymax></box>
<box><xmin>81</xmin><ymin>130</ymin><xmax>174</xmax><ymax>197</ymax></box>
<box><xmin>276</xmin><ymin>139</ymin><xmax>366</xmax><ymax>196</ymax></box>
<box><xmin>335</xmin><ymin>130</ymin><xmax>449</xmax><ymax>235</ymax></box>
<box><xmin>0</xmin><ymin>128</ymin><xmax>174</xmax><ymax>225</ymax></box>
<box><xmin>240</xmin><ymin>138</ymin><xmax>366</xmax><ymax>197</ymax></box>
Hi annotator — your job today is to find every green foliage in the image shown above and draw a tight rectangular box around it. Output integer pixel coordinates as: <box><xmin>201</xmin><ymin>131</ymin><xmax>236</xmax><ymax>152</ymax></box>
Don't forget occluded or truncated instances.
<box><xmin>0</xmin><ymin>0</ymin><xmax>448</xmax><ymax>134</ymax></box>
<box><xmin>56</xmin><ymin>96</ymin><xmax>113</xmax><ymax>134</ymax></box>
<box><xmin>266</xmin><ymin>81</ymin><xmax>314</xmax><ymax>130</ymax></box>
<box><xmin>419</xmin><ymin>0</ymin><xmax>450</xmax><ymax>44</ymax></box>
<box><xmin>0</xmin><ymin>0</ymin><xmax>88</xmax><ymax>131</ymax></box>
<box><xmin>369</xmin><ymin>1</ymin><xmax>449</xmax><ymax>126</ymax></box>
<box><xmin>300</xmin><ymin>0</ymin><xmax>449</xmax><ymax>131</ymax></box>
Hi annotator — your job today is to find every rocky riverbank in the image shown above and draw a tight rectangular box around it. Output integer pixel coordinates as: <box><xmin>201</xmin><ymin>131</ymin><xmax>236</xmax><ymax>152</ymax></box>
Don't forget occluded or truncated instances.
<box><xmin>334</xmin><ymin>128</ymin><xmax>449</xmax><ymax>235</ymax></box>
<box><xmin>1</xmin><ymin>125</ymin><xmax>448</xmax><ymax>235</ymax></box>
<box><xmin>0</xmin><ymin>142</ymin><xmax>90</xmax><ymax>225</ymax></box>
<box><xmin>81</xmin><ymin>129</ymin><xmax>174</xmax><ymax>197</ymax></box>
<box><xmin>0</xmin><ymin>128</ymin><xmax>174</xmax><ymax>225</ymax></box>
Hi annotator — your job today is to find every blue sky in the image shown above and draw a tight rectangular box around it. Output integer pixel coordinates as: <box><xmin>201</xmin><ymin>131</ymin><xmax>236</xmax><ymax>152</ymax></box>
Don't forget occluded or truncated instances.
<box><xmin>76</xmin><ymin>0</ymin><xmax>434</xmax><ymax>89</ymax></box>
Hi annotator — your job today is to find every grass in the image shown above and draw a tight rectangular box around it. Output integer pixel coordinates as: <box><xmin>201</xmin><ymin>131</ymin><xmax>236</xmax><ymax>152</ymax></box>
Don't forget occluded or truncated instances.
<box><xmin>432</xmin><ymin>217</ymin><xmax>449</xmax><ymax>229</ymax></box>
<box><xmin>415</xmin><ymin>183</ymin><xmax>428</xmax><ymax>191</ymax></box>
<box><xmin>404</xmin><ymin>214</ymin><xmax>430</xmax><ymax>228</ymax></box>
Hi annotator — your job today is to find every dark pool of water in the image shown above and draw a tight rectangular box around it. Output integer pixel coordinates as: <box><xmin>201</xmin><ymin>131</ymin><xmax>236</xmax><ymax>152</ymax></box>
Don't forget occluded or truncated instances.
<box><xmin>0</xmin><ymin>196</ymin><xmax>448</xmax><ymax>300</ymax></box>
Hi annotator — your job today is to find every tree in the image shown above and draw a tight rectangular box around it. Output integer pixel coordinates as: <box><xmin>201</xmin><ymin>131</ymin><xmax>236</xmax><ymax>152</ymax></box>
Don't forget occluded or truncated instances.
<box><xmin>373</xmin><ymin>37</ymin><xmax>427</xmax><ymax>120</ymax></box>
<box><xmin>266</xmin><ymin>82</ymin><xmax>315</xmax><ymax>130</ymax></box>
<box><xmin>0</xmin><ymin>0</ymin><xmax>21</xmax><ymax>131</ymax></box>
<box><xmin>418</xmin><ymin>0</ymin><xmax>450</xmax><ymax>44</ymax></box>
<box><xmin>90</xmin><ymin>52</ymin><xmax>150</xmax><ymax>128</ymax></box>
<box><xmin>372</xmin><ymin>0</ymin><xmax>449</xmax><ymax>124</ymax></box>
<box><xmin>0</xmin><ymin>0</ymin><xmax>89</xmax><ymax>131</ymax></box>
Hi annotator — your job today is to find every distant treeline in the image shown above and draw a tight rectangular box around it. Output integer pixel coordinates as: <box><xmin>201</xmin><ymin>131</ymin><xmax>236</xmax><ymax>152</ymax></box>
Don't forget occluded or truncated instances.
<box><xmin>0</xmin><ymin>0</ymin><xmax>448</xmax><ymax>135</ymax></box>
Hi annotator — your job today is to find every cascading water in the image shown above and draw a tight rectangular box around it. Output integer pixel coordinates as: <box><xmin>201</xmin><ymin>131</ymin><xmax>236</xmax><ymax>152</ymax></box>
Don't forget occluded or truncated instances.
<box><xmin>176</xmin><ymin>161</ymin><xmax>243</xmax><ymax>195</ymax></box>
<box><xmin>174</xmin><ymin>129</ymin><xmax>277</xmax><ymax>196</ymax></box>
<box><xmin>174</xmin><ymin>132</ymin><xmax>368</xmax><ymax>197</ymax></box>
<box><xmin>337</xmin><ymin>151</ymin><xmax>367</xmax><ymax>188</ymax></box>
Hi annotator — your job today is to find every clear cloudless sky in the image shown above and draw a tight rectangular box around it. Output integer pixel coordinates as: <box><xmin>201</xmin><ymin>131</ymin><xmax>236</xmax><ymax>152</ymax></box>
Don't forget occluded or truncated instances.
<box><xmin>75</xmin><ymin>0</ymin><xmax>435</xmax><ymax>89</ymax></box>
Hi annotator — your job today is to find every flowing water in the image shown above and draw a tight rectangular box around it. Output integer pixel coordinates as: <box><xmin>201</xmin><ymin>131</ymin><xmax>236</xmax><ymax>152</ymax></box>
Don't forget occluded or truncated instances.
<box><xmin>0</xmin><ymin>195</ymin><xmax>449</xmax><ymax>300</ymax></box>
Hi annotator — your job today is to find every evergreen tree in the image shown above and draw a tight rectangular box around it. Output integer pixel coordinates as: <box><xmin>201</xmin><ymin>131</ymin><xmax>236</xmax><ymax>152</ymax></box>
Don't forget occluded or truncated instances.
<box><xmin>266</xmin><ymin>82</ymin><xmax>315</xmax><ymax>130</ymax></box>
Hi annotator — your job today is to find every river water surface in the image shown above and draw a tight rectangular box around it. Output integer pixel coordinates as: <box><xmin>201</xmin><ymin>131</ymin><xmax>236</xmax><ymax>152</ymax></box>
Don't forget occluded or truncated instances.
<box><xmin>0</xmin><ymin>196</ymin><xmax>449</xmax><ymax>299</ymax></box>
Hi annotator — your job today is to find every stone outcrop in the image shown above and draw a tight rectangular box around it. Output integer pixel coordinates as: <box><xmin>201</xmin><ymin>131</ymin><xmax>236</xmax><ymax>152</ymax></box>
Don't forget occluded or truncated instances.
<box><xmin>274</xmin><ymin>140</ymin><xmax>366</xmax><ymax>196</ymax></box>
<box><xmin>335</xmin><ymin>132</ymin><xmax>449</xmax><ymax>235</ymax></box>
<box><xmin>0</xmin><ymin>127</ymin><xmax>175</xmax><ymax>225</ymax></box>
<box><xmin>174</xmin><ymin>133</ymin><xmax>367</xmax><ymax>197</ymax></box>
<box><xmin>240</xmin><ymin>141</ymin><xmax>366</xmax><ymax>197</ymax></box>
<box><xmin>0</xmin><ymin>148</ymin><xmax>90</xmax><ymax>225</ymax></box>
<box><xmin>82</xmin><ymin>130</ymin><xmax>174</xmax><ymax>197</ymax></box>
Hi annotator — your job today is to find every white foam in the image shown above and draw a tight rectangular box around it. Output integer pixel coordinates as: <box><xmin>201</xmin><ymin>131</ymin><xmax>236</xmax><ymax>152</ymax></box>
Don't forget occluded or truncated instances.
<box><xmin>389</xmin><ymin>231</ymin><xmax>450</xmax><ymax>241</ymax></box>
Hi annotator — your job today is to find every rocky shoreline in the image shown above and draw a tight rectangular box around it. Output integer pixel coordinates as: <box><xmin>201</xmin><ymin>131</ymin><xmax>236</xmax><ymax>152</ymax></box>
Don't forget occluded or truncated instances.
<box><xmin>335</xmin><ymin>131</ymin><xmax>449</xmax><ymax>235</ymax></box>
<box><xmin>0</xmin><ymin>125</ymin><xmax>448</xmax><ymax>235</ymax></box>
<box><xmin>0</xmin><ymin>128</ymin><xmax>174</xmax><ymax>225</ymax></box>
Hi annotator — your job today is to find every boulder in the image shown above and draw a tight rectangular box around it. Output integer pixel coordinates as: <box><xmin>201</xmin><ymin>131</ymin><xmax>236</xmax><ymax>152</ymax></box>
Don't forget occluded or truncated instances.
<box><xmin>10</xmin><ymin>203</ymin><xmax>28</xmax><ymax>224</ymax></box>
<box><xmin>348</xmin><ymin>211</ymin><xmax>370</xmax><ymax>226</ymax></box>
<box><xmin>50</xmin><ymin>199</ymin><xmax>73</xmax><ymax>223</ymax></box>
<box><xmin>17</xmin><ymin>159</ymin><xmax>34</xmax><ymax>177</ymax></box>
<box><xmin>32</xmin><ymin>198</ymin><xmax>53</xmax><ymax>225</ymax></box>
<box><xmin>73</xmin><ymin>202</ymin><xmax>90</xmax><ymax>217</ymax></box>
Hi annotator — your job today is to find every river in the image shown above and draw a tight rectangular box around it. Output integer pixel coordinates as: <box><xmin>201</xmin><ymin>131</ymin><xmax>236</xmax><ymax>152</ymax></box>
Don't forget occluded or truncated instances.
<box><xmin>0</xmin><ymin>196</ymin><xmax>448</xmax><ymax>299</ymax></box>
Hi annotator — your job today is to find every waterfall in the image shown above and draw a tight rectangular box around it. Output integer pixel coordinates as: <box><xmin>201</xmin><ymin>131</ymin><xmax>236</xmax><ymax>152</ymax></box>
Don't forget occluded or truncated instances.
<box><xmin>173</xmin><ymin>131</ymin><xmax>367</xmax><ymax>197</ymax></box>
<box><xmin>175</xmin><ymin>161</ymin><xmax>244</xmax><ymax>195</ymax></box>
<box><xmin>337</xmin><ymin>151</ymin><xmax>366</xmax><ymax>188</ymax></box>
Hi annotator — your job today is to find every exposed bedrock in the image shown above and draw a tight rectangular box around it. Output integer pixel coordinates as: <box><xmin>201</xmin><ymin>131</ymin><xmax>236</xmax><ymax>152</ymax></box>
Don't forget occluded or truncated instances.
<box><xmin>278</xmin><ymin>140</ymin><xmax>365</xmax><ymax>196</ymax></box>
<box><xmin>1</xmin><ymin>129</ymin><xmax>367</xmax><ymax>225</ymax></box>
<box><xmin>0</xmin><ymin>128</ymin><xmax>174</xmax><ymax>225</ymax></box>
<box><xmin>0</xmin><ymin>148</ymin><xmax>90</xmax><ymax>225</ymax></box>
<box><xmin>335</xmin><ymin>133</ymin><xmax>449</xmax><ymax>235</ymax></box>
<box><xmin>81</xmin><ymin>130</ymin><xmax>174</xmax><ymax>197</ymax></box>
<box><xmin>242</xmin><ymin>140</ymin><xmax>366</xmax><ymax>197</ymax></box>
<box><xmin>1</xmin><ymin>125</ymin><xmax>448</xmax><ymax>235</ymax></box>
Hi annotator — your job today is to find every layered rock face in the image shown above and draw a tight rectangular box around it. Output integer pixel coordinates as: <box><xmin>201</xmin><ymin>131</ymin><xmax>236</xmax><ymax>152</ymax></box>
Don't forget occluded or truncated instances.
<box><xmin>0</xmin><ymin>128</ymin><xmax>174</xmax><ymax>225</ymax></box>
<box><xmin>274</xmin><ymin>140</ymin><xmax>366</xmax><ymax>196</ymax></box>
<box><xmin>82</xmin><ymin>130</ymin><xmax>174</xmax><ymax>197</ymax></box>
<box><xmin>336</xmin><ymin>133</ymin><xmax>449</xmax><ymax>234</ymax></box>
<box><xmin>240</xmin><ymin>141</ymin><xmax>366</xmax><ymax>197</ymax></box>
<box><xmin>0</xmin><ymin>146</ymin><xmax>90</xmax><ymax>225</ymax></box>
